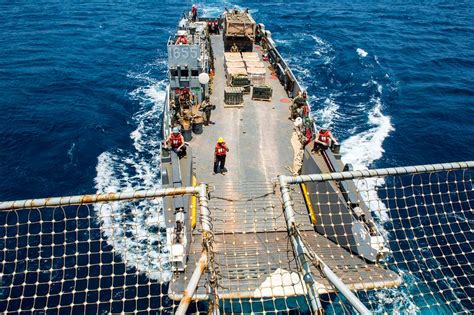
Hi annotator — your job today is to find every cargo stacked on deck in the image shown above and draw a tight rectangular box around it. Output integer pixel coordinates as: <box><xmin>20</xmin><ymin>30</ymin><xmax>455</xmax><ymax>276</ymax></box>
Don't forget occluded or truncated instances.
<box><xmin>223</xmin><ymin>10</ymin><xmax>256</xmax><ymax>52</ymax></box>
<box><xmin>224</xmin><ymin>52</ymin><xmax>250</xmax><ymax>91</ymax></box>
<box><xmin>252</xmin><ymin>85</ymin><xmax>272</xmax><ymax>101</ymax></box>
<box><xmin>242</xmin><ymin>52</ymin><xmax>265</xmax><ymax>86</ymax></box>
<box><xmin>241</xmin><ymin>52</ymin><xmax>259</xmax><ymax>62</ymax></box>
<box><xmin>224</xmin><ymin>86</ymin><xmax>244</xmax><ymax>107</ymax></box>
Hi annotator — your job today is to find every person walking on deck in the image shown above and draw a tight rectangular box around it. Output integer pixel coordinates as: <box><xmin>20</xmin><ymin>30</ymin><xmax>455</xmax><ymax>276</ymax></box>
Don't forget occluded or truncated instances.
<box><xmin>214</xmin><ymin>137</ymin><xmax>229</xmax><ymax>174</ymax></box>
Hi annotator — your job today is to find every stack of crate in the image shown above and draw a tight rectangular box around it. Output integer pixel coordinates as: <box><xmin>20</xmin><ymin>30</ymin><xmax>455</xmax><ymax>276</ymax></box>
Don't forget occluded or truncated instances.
<box><xmin>242</xmin><ymin>52</ymin><xmax>266</xmax><ymax>86</ymax></box>
<box><xmin>224</xmin><ymin>52</ymin><xmax>250</xmax><ymax>91</ymax></box>
<box><xmin>225</xmin><ymin>52</ymin><xmax>250</xmax><ymax>92</ymax></box>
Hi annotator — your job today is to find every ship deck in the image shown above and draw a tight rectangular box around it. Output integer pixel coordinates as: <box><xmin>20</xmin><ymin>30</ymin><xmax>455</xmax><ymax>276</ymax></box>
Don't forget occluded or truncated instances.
<box><xmin>168</xmin><ymin>35</ymin><xmax>400</xmax><ymax>301</ymax></box>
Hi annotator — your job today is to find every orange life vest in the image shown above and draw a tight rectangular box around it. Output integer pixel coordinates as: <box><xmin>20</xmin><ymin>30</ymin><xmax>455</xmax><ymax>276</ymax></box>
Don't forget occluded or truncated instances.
<box><xmin>318</xmin><ymin>130</ymin><xmax>331</xmax><ymax>144</ymax></box>
<box><xmin>170</xmin><ymin>133</ymin><xmax>183</xmax><ymax>148</ymax></box>
<box><xmin>177</xmin><ymin>36</ymin><xmax>188</xmax><ymax>44</ymax></box>
<box><xmin>215</xmin><ymin>144</ymin><xmax>227</xmax><ymax>156</ymax></box>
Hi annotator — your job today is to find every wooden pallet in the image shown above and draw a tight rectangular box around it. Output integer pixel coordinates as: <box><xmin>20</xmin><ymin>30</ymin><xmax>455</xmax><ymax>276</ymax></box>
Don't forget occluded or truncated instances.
<box><xmin>251</xmin><ymin>97</ymin><xmax>272</xmax><ymax>102</ymax></box>
<box><xmin>224</xmin><ymin>102</ymin><xmax>244</xmax><ymax>108</ymax></box>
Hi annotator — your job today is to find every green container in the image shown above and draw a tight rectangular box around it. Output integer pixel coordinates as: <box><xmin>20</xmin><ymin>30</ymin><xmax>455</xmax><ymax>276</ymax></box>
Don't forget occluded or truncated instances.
<box><xmin>224</xmin><ymin>87</ymin><xmax>244</xmax><ymax>105</ymax></box>
<box><xmin>232</xmin><ymin>75</ymin><xmax>251</xmax><ymax>94</ymax></box>
<box><xmin>252</xmin><ymin>85</ymin><xmax>272</xmax><ymax>100</ymax></box>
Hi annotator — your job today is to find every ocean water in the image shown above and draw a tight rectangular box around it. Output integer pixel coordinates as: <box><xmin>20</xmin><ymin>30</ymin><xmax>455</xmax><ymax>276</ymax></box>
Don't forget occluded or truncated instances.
<box><xmin>0</xmin><ymin>0</ymin><xmax>473</xmax><ymax>313</ymax></box>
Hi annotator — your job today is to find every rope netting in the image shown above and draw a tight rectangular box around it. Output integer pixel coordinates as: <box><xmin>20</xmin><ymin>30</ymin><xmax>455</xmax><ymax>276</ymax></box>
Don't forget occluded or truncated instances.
<box><xmin>0</xmin><ymin>163</ymin><xmax>472</xmax><ymax>314</ymax></box>
<box><xmin>289</xmin><ymin>165</ymin><xmax>474</xmax><ymax>314</ymax></box>
<box><xmin>173</xmin><ymin>181</ymin><xmax>314</xmax><ymax>314</ymax></box>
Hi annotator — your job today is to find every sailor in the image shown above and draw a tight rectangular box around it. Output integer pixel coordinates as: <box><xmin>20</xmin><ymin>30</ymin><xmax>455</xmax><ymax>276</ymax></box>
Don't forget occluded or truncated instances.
<box><xmin>191</xmin><ymin>4</ymin><xmax>198</xmax><ymax>22</ymax></box>
<box><xmin>176</xmin><ymin>31</ymin><xmax>188</xmax><ymax>45</ymax></box>
<box><xmin>165</xmin><ymin>127</ymin><xmax>187</xmax><ymax>158</ymax></box>
<box><xmin>200</xmin><ymin>97</ymin><xmax>215</xmax><ymax>126</ymax></box>
<box><xmin>255</xmin><ymin>24</ymin><xmax>263</xmax><ymax>45</ymax></box>
<box><xmin>230</xmin><ymin>43</ymin><xmax>239</xmax><ymax>53</ymax></box>
<box><xmin>172</xmin><ymin>112</ymin><xmax>182</xmax><ymax>127</ymax></box>
<box><xmin>214</xmin><ymin>137</ymin><xmax>229</xmax><ymax>174</ymax></box>
<box><xmin>290</xmin><ymin>91</ymin><xmax>307</xmax><ymax>120</ymax></box>
<box><xmin>313</xmin><ymin>128</ymin><xmax>338</xmax><ymax>154</ymax></box>
<box><xmin>179</xmin><ymin>90</ymin><xmax>193</xmax><ymax>109</ymax></box>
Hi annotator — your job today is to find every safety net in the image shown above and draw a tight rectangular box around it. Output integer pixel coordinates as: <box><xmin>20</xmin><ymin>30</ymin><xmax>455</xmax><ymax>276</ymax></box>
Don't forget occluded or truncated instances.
<box><xmin>0</xmin><ymin>162</ymin><xmax>472</xmax><ymax>314</ymax></box>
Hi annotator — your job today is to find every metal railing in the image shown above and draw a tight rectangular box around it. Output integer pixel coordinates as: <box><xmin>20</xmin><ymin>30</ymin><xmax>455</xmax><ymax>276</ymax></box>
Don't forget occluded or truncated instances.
<box><xmin>0</xmin><ymin>184</ymin><xmax>214</xmax><ymax>315</ymax></box>
<box><xmin>0</xmin><ymin>161</ymin><xmax>473</xmax><ymax>314</ymax></box>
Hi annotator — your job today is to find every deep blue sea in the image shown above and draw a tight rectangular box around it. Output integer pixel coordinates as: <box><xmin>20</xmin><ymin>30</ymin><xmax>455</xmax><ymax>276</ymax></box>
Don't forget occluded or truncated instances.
<box><xmin>1</xmin><ymin>0</ymin><xmax>473</xmax><ymax>313</ymax></box>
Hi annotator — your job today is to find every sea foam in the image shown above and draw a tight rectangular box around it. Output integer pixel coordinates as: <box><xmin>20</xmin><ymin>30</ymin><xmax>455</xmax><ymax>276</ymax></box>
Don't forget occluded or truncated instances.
<box><xmin>94</xmin><ymin>76</ymin><xmax>170</xmax><ymax>281</ymax></box>
<box><xmin>357</xmin><ymin>47</ymin><xmax>368</xmax><ymax>57</ymax></box>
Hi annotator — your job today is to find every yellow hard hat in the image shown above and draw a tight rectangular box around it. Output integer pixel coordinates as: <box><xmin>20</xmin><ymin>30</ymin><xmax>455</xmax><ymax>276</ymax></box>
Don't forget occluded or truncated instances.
<box><xmin>217</xmin><ymin>137</ymin><xmax>224</xmax><ymax>143</ymax></box>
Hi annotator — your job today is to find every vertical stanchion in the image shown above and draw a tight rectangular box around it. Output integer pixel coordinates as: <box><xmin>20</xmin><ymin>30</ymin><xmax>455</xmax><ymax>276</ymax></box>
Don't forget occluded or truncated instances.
<box><xmin>279</xmin><ymin>176</ymin><xmax>323</xmax><ymax>314</ymax></box>
<box><xmin>177</xmin><ymin>184</ymin><xmax>220</xmax><ymax>315</ymax></box>
<box><xmin>280</xmin><ymin>175</ymin><xmax>372</xmax><ymax>315</ymax></box>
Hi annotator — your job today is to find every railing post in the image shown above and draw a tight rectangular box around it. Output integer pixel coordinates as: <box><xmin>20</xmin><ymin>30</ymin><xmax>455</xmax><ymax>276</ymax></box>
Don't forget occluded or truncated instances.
<box><xmin>176</xmin><ymin>183</ymin><xmax>220</xmax><ymax>315</ymax></box>
<box><xmin>175</xmin><ymin>252</ymin><xmax>208</xmax><ymax>315</ymax></box>
<box><xmin>320</xmin><ymin>264</ymin><xmax>371</xmax><ymax>314</ymax></box>
<box><xmin>280</xmin><ymin>175</ymin><xmax>372</xmax><ymax>315</ymax></box>
<box><xmin>279</xmin><ymin>176</ymin><xmax>323</xmax><ymax>314</ymax></box>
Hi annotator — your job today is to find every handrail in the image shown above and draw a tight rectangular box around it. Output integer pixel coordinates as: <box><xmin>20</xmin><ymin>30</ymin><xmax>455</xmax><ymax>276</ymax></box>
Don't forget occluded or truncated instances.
<box><xmin>0</xmin><ymin>186</ymin><xmax>200</xmax><ymax>211</ymax></box>
<box><xmin>280</xmin><ymin>161</ymin><xmax>474</xmax><ymax>185</ymax></box>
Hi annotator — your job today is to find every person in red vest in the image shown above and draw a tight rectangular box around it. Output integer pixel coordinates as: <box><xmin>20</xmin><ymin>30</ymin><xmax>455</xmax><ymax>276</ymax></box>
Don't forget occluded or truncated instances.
<box><xmin>176</xmin><ymin>35</ymin><xmax>188</xmax><ymax>45</ymax></box>
<box><xmin>165</xmin><ymin>127</ymin><xmax>186</xmax><ymax>158</ymax></box>
<box><xmin>191</xmin><ymin>4</ymin><xmax>198</xmax><ymax>22</ymax></box>
<box><xmin>214</xmin><ymin>137</ymin><xmax>229</xmax><ymax>174</ymax></box>
<box><xmin>314</xmin><ymin>128</ymin><xmax>338</xmax><ymax>154</ymax></box>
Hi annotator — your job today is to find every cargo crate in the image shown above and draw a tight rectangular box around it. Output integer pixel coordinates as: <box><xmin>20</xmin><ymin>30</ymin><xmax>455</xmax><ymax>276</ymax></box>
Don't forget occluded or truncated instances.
<box><xmin>247</xmin><ymin>67</ymin><xmax>266</xmax><ymax>86</ymax></box>
<box><xmin>226</xmin><ymin>61</ymin><xmax>246</xmax><ymax>69</ymax></box>
<box><xmin>224</xmin><ymin>87</ymin><xmax>244</xmax><ymax>107</ymax></box>
<box><xmin>252</xmin><ymin>85</ymin><xmax>272</xmax><ymax>101</ymax></box>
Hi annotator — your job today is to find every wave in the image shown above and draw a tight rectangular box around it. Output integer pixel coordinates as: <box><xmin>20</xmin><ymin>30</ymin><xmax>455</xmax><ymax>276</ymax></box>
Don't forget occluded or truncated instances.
<box><xmin>200</xmin><ymin>2</ymin><xmax>256</xmax><ymax>17</ymax></box>
<box><xmin>310</xmin><ymin>34</ymin><xmax>334</xmax><ymax>65</ymax></box>
<box><xmin>314</xmin><ymin>96</ymin><xmax>340</xmax><ymax>129</ymax></box>
<box><xmin>94</xmin><ymin>77</ymin><xmax>170</xmax><ymax>281</ymax></box>
<box><xmin>340</xmin><ymin>81</ymin><xmax>394</xmax><ymax>222</ymax></box>
<box><xmin>67</xmin><ymin>142</ymin><xmax>76</xmax><ymax>164</ymax></box>
<box><xmin>357</xmin><ymin>47</ymin><xmax>368</xmax><ymax>57</ymax></box>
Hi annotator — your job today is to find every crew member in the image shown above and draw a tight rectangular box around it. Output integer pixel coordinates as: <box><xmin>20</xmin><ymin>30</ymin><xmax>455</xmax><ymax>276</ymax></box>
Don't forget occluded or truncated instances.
<box><xmin>209</xmin><ymin>21</ymin><xmax>219</xmax><ymax>34</ymax></box>
<box><xmin>214</xmin><ymin>137</ymin><xmax>229</xmax><ymax>174</ymax></box>
<box><xmin>165</xmin><ymin>127</ymin><xmax>187</xmax><ymax>158</ymax></box>
<box><xmin>255</xmin><ymin>24</ymin><xmax>263</xmax><ymax>45</ymax></box>
<box><xmin>179</xmin><ymin>90</ymin><xmax>193</xmax><ymax>109</ymax></box>
<box><xmin>170</xmin><ymin>100</ymin><xmax>182</xmax><ymax>126</ymax></box>
<box><xmin>313</xmin><ymin>128</ymin><xmax>338</xmax><ymax>154</ymax></box>
<box><xmin>200</xmin><ymin>97</ymin><xmax>215</xmax><ymax>125</ymax></box>
<box><xmin>176</xmin><ymin>34</ymin><xmax>188</xmax><ymax>45</ymax></box>
<box><xmin>230</xmin><ymin>43</ymin><xmax>239</xmax><ymax>52</ymax></box>
<box><xmin>290</xmin><ymin>91</ymin><xmax>307</xmax><ymax>120</ymax></box>
<box><xmin>191</xmin><ymin>4</ymin><xmax>198</xmax><ymax>22</ymax></box>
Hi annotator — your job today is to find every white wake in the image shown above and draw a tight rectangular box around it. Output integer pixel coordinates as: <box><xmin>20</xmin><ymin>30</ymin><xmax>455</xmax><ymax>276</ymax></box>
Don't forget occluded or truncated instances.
<box><xmin>94</xmin><ymin>77</ymin><xmax>171</xmax><ymax>281</ymax></box>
